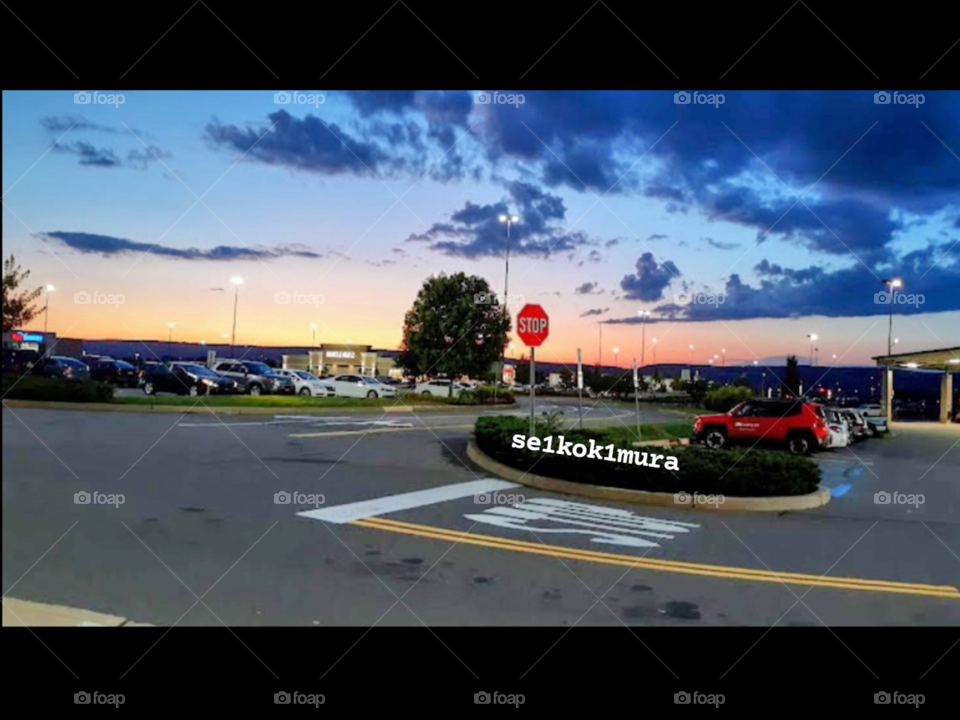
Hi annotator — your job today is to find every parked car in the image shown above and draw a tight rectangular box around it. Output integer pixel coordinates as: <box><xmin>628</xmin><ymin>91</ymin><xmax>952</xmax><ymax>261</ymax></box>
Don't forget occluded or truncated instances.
<box><xmin>3</xmin><ymin>348</ymin><xmax>42</xmax><ymax>374</ymax></box>
<box><xmin>416</xmin><ymin>379</ymin><xmax>465</xmax><ymax>397</ymax></box>
<box><xmin>821</xmin><ymin>407</ymin><xmax>851</xmax><ymax>448</ymax></box>
<box><xmin>51</xmin><ymin>356</ymin><xmax>90</xmax><ymax>380</ymax></box>
<box><xmin>840</xmin><ymin>409</ymin><xmax>869</xmax><ymax>442</ymax></box>
<box><xmin>275</xmin><ymin>369</ymin><xmax>336</xmax><ymax>397</ymax></box>
<box><xmin>143</xmin><ymin>363</ymin><xmax>237</xmax><ymax>396</ymax></box>
<box><xmin>331</xmin><ymin>374</ymin><xmax>397</xmax><ymax>398</ymax></box>
<box><xmin>864</xmin><ymin>415</ymin><xmax>889</xmax><ymax>436</ymax></box>
<box><xmin>208</xmin><ymin>359</ymin><xmax>285</xmax><ymax>395</ymax></box>
<box><xmin>88</xmin><ymin>358</ymin><xmax>139</xmax><ymax>387</ymax></box>
<box><xmin>857</xmin><ymin>403</ymin><xmax>884</xmax><ymax>417</ymax></box>
<box><xmin>692</xmin><ymin>398</ymin><xmax>831</xmax><ymax>455</ymax></box>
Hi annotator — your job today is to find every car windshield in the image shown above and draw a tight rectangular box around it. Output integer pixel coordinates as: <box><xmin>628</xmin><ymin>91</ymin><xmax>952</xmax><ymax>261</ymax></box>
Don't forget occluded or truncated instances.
<box><xmin>115</xmin><ymin>361</ymin><xmax>135</xmax><ymax>370</ymax></box>
<box><xmin>244</xmin><ymin>362</ymin><xmax>273</xmax><ymax>374</ymax></box>
<box><xmin>180</xmin><ymin>364</ymin><xmax>217</xmax><ymax>377</ymax></box>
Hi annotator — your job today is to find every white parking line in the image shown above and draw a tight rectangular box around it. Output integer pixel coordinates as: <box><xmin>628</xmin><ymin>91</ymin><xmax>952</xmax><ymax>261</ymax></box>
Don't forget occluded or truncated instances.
<box><xmin>297</xmin><ymin>479</ymin><xmax>520</xmax><ymax>523</ymax></box>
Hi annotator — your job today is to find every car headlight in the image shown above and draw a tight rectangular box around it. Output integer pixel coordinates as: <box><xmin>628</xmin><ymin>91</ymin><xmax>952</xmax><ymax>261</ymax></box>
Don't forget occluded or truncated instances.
<box><xmin>203</xmin><ymin>378</ymin><xmax>216</xmax><ymax>386</ymax></box>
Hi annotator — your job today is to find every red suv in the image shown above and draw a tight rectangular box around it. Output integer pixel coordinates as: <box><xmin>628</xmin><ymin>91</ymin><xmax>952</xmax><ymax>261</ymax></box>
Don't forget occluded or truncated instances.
<box><xmin>693</xmin><ymin>399</ymin><xmax>830</xmax><ymax>454</ymax></box>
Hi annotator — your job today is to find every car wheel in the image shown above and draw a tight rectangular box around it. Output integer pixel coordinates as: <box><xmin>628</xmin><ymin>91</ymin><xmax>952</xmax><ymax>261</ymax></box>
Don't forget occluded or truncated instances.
<box><xmin>787</xmin><ymin>434</ymin><xmax>814</xmax><ymax>455</ymax></box>
<box><xmin>143</xmin><ymin>382</ymin><xmax>155</xmax><ymax>396</ymax></box>
<box><xmin>422</xmin><ymin>391</ymin><xmax>431</xmax><ymax>396</ymax></box>
<box><xmin>189</xmin><ymin>385</ymin><xmax>199</xmax><ymax>397</ymax></box>
<box><xmin>366</xmin><ymin>390</ymin><xmax>378</xmax><ymax>399</ymax></box>
<box><xmin>298</xmin><ymin>387</ymin><xmax>311</xmax><ymax>397</ymax></box>
<box><xmin>703</xmin><ymin>428</ymin><xmax>727</xmax><ymax>449</ymax></box>
<box><xmin>248</xmin><ymin>384</ymin><xmax>262</xmax><ymax>396</ymax></box>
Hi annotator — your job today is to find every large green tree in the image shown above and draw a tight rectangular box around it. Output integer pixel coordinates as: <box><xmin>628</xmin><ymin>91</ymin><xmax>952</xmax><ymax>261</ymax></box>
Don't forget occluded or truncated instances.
<box><xmin>398</xmin><ymin>273</ymin><xmax>510</xmax><ymax>396</ymax></box>
<box><xmin>783</xmin><ymin>355</ymin><xmax>801</xmax><ymax>397</ymax></box>
<box><xmin>2</xmin><ymin>255</ymin><xmax>45</xmax><ymax>333</ymax></box>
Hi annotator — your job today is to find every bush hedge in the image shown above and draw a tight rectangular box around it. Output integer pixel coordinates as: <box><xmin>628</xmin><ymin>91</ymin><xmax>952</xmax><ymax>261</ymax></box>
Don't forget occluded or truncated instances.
<box><xmin>703</xmin><ymin>386</ymin><xmax>754</xmax><ymax>412</ymax></box>
<box><xmin>2</xmin><ymin>374</ymin><xmax>115</xmax><ymax>403</ymax></box>
<box><xmin>474</xmin><ymin>416</ymin><xmax>820</xmax><ymax>497</ymax></box>
<box><xmin>451</xmin><ymin>385</ymin><xmax>517</xmax><ymax>405</ymax></box>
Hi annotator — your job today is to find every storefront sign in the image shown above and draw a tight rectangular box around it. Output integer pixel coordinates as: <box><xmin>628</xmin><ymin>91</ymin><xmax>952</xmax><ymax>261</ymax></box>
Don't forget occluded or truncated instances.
<box><xmin>325</xmin><ymin>351</ymin><xmax>356</xmax><ymax>359</ymax></box>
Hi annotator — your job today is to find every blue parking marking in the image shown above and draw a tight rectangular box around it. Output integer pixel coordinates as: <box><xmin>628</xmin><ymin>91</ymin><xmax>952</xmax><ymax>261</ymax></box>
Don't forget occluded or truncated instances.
<box><xmin>830</xmin><ymin>483</ymin><xmax>853</xmax><ymax>498</ymax></box>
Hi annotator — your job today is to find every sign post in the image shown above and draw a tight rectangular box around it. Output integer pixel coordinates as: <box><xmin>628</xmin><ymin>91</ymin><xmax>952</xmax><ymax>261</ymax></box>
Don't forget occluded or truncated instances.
<box><xmin>577</xmin><ymin>348</ymin><xmax>584</xmax><ymax>429</ymax></box>
<box><xmin>633</xmin><ymin>358</ymin><xmax>641</xmax><ymax>438</ymax></box>
<box><xmin>517</xmin><ymin>304</ymin><xmax>550</xmax><ymax>437</ymax></box>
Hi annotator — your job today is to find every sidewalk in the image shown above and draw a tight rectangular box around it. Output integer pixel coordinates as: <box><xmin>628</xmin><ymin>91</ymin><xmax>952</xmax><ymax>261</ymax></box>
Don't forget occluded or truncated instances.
<box><xmin>2</xmin><ymin>598</ymin><xmax>153</xmax><ymax>626</ymax></box>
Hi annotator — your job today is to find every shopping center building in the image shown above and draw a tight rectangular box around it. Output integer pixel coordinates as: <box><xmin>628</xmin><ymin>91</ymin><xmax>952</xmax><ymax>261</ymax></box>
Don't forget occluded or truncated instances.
<box><xmin>281</xmin><ymin>344</ymin><xmax>402</xmax><ymax>379</ymax></box>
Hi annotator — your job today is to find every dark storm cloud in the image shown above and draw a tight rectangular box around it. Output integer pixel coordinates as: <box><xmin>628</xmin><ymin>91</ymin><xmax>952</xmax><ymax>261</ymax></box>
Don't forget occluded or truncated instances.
<box><xmin>403</xmin><ymin>181</ymin><xmax>597</xmax><ymax>259</ymax></box>
<box><xmin>580</xmin><ymin>307</ymin><xmax>609</xmax><ymax>317</ymax></box>
<box><xmin>41</xmin><ymin>116</ymin><xmax>120</xmax><ymax>134</ymax></box>
<box><xmin>41</xmin><ymin>231</ymin><xmax>323</xmax><ymax>261</ymax></box>
<box><xmin>575</xmin><ymin>282</ymin><xmax>601</xmax><ymax>295</ymax></box>
<box><xmin>647</xmin><ymin>234</ymin><xmax>668</xmax><ymax>240</ymax></box>
<box><xmin>620</xmin><ymin>252</ymin><xmax>681</xmax><ymax>302</ymax></box>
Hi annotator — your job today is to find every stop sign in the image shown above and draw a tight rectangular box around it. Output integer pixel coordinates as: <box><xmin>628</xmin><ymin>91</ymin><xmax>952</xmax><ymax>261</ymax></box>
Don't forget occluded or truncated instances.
<box><xmin>516</xmin><ymin>304</ymin><xmax>549</xmax><ymax>347</ymax></box>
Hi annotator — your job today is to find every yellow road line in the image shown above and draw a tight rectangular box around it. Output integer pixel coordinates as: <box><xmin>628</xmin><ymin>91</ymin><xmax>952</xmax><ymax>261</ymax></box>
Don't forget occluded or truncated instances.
<box><xmin>351</xmin><ymin>517</ymin><xmax>960</xmax><ymax>599</ymax></box>
<box><xmin>290</xmin><ymin>424</ymin><xmax>475</xmax><ymax>438</ymax></box>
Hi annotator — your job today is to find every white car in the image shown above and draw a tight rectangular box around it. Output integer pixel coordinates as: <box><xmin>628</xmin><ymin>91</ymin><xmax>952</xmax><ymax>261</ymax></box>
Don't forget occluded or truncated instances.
<box><xmin>331</xmin><ymin>374</ymin><xmax>397</xmax><ymax>398</ymax></box>
<box><xmin>276</xmin><ymin>369</ymin><xmax>336</xmax><ymax>397</ymax></box>
<box><xmin>822</xmin><ymin>408</ymin><xmax>851</xmax><ymax>448</ymax></box>
<box><xmin>857</xmin><ymin>403</ymin><xmax>884</xmax><ymax>417</ymax></box>
<box><xmin>416</xmin><ymin>379</ymin><xmax>465</xmax><ymax>397</ymax></box>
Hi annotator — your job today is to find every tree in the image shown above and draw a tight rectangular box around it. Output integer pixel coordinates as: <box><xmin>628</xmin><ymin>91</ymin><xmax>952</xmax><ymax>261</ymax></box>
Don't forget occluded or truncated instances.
<box><xmin>783</xmin><ymin>355</ymin><xmax>801</xmax><ymax>397</ymax></box>
<box><xmin>677</xmin><ymin>378</ymin><xmax>711</xmax><ymax>405</ymax></box>
<box><xmin>2</xmin><ymin>255</ymin><xmax>45</xmax><ymax>332</ymax></box>
<box><xmin>732</xmin><ymin>374</ymin><xmax>751</xmax><ymax>388</ymax></box>
<box><xmin>398</xmin><ymin>273</ymin><xmax>510</xmax><ymax>396</ymax></box>
<box><xmin>515</xmin><ymin>357</ymin><xmax>545</xmax><ymax>385</ymax></box>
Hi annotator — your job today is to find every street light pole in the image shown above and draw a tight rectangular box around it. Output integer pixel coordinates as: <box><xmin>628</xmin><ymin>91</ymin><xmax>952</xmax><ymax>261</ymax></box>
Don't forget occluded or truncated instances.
<box><xmin>881</xmin><ymin>278</ymin><xmax>902</xmax><ymax>357</ymax></box>
<box><xmin>231</xmin><ymin>277</ymin><xmax>243</xmax><ymax>352</ymax></box>
<box><xmin>651</xmin><ymin>337</ymin><xmax>657</xmax><ymax>366</ymax></box>
<box><xmin>807</xmin><ymin>333</ymin><xmax>818</xmax><ymax>366</ymax></box>
<box><xmin>598</xmin><ymin>321</ymin><xmax>603</xmax><ymax>372</ymax></box>
<box><xmin>721</xmin><ymin>348</ymin><xmax>726</xmax><ymax>366</ymax></box>
<box><xmin>638</xmin><ymin>310</ymin><xmax>650</xmax><ymax>371</ymax></box>
<box><xmin>613</xmin><ymin>347</ymin><xmax>619</xmax><ymax>369</ymax></box>
<box><xmin>43</xmin><ymin>285</ymin><xmax>54</xmax><ymax>334</ymax></box>
<box><xmin>496</xmin><ymin>214</ymin><xmax>518</xmax><ymax>398</ymax></box>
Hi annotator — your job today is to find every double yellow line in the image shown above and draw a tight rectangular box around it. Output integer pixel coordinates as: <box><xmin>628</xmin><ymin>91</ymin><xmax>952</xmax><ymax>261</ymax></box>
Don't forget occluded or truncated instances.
<box><xmin>351</xmin><ymin>517</ymin><xmax>960</xmax><ymax>599</ymax></box>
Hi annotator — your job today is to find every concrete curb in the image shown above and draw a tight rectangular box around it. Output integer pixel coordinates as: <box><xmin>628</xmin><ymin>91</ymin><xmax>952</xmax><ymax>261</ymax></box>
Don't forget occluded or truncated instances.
<box><xmin>1</xmin><ymin>399</ymin><xmax>515</xmax><ymax>416</ymax></box>
<box><xmin>466</xmin><ymin>439</ymin><xmax>831</xmax><ymax>512</ymax></box>
<box><xmin>2</xmin><ymin>598</ymin><xmax>154</xmax><ymax>626</ymax></box>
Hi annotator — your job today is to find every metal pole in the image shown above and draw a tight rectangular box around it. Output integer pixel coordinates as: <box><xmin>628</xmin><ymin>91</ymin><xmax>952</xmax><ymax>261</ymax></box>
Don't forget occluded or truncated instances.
<box><xmin>888</xmin><ymin>301</ymin><xmax>893</xmax><ymax>357</ymax></box>
<box><xmin>577</xmin><ymin>347</ymin><xmax>583</xmax><ymax>429</ymax></box>
<box><xmin>598</xmin><ymin>322</ymin><xmax>602</xmax><ymax>372</ymax></box>
<box><xmin>495</xmin><ymin>221</ymin><xmax>511</xmax><ymax>405</ymax></box>
<box><xmin>529</xmin><ymin>346</ymin><xmax>536</xmax><ymax>437</ymax></box>
<box><xmin>44</xmin><ymin>291</ymin><xmax>50</xmax><ymax>334</ymax></box>
<box><xmin>232</xmin><ymin>286</ymin><xmax>239</xmax><ymax>350</ymax></box>
<box><xmin>633</xmin><ymin>358</ymin><xmax>640</xmax><ymax>438</ymax></box>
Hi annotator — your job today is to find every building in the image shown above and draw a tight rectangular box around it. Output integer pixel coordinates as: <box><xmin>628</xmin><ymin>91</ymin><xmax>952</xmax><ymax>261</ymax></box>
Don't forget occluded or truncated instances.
<box><xmin>874</xmin><ymin>347</ymin><xmax>959</xmax><ymax>423</ymax></box>
<box><xmin>2</xmin><ymin>331</ymin><xmax>84</xmax><ymax>358</ymax></box>
<box><xmin>281</xmin><ymin>344</ymin><xmax>401</xmax><ymax>379</ymax></box>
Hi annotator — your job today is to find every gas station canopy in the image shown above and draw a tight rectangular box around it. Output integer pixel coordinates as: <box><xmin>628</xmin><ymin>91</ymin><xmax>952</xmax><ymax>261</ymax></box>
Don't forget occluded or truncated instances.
<box><xmin>872</xmin><ymin>347</ymin><xmax>960</xmax><ymax>370</ymax></box>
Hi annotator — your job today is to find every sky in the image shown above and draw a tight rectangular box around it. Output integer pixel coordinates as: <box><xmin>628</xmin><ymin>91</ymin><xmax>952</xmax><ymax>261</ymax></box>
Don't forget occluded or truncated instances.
<box><xmin>2</xmin><ymin>90</ymin><xmax>959</xmax><ymax>367</ymax></box>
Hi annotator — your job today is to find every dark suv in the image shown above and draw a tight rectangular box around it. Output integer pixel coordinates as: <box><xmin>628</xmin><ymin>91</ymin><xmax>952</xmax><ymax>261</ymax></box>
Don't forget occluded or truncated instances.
<box><xmin>693</xmin><ymin>398</ymin><xmax>830</xmax><ymax>454</ymax></box>
<box><xmin>142</xmin><ymin>363</ymin><xmax>238</xmax><ymax>396</ymax></box>
<box><xmin>88</xmin><ymin>358</ymin><xmax>139</xmax><ymax>387</ymax></box>
<box><xmin>209</xmin><ymin>359</ymin><xmax>289</xmax><ymax>395</ymax></box>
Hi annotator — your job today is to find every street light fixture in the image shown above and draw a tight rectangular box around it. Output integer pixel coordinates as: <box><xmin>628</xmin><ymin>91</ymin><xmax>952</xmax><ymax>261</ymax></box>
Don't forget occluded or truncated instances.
<box><xmin>688</xmin><ymin>344</ymin><xmax>695</xmax><ymax>368</ymax></box>
<box><xmin>807</xmin><ymin>333</ymin><xmax>818</xmax><ymax>366</ymax></box>
<box><xmin>43</xmin><ymin>285</ymin><xmax>54</xmax><ymax>334</ymax></box>
<box><xmin>721</xmin><ymin>348</ymin><xmax>726</xmax><ymax>366</ymax></box>
<box><xmin>651</xmin><ymin>337</ymin><xmax>658</xmax><ymax>366</ymax></box>
<box><xmin>613</xmin><ymin>346</ymin><xmax>619</xmax><ymax>368</ymax></box>
<box><xmin>638</xmin><ymin>310</ymin><xmax>651</xmax><ymax>370</ymax></box>
<box><xmin>881</xmin><ymin>278</ymin><xmax>902</xmax><ymax>356</ymax></box>
<box><xmin>310</xmin><ymin>323</ymin><xmax>317</xmax><ymax>344</ymax></box>
<box><xmin>167</xmin><ymin>322</ymin><xmax>175</xmax><ymax>343</ymax></box>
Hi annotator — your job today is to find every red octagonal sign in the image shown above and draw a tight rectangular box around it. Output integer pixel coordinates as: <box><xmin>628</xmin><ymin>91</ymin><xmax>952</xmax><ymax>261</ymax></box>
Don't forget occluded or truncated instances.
<box><xmin>516</xmin><ymin>304</ymin><xmax>549</xmax><ymax>347</ymax></box>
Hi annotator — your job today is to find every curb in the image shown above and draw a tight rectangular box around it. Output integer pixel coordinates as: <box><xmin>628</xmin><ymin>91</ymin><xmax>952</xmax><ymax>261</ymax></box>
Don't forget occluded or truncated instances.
<box><xmin>466</xmin><ymin>439</ymin><xmax>831</xmax><ymax>512</ymax></box>
<box><xmin>2</xmin><ymin>598</ymin><xmax>154</xmax><ymax>626</ymax></box>
<box><xmin>1</xmin><ymin>399</ymin><xmax>514</xmax><ymax>415</ymax></box>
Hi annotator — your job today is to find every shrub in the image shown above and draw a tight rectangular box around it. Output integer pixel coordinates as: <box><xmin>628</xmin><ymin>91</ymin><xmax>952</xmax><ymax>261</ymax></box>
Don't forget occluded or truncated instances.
<box><xmin>474</xmin><ymin>416</ymin><xmax>820</xmax><ymax>497</ymax></box>
<box><xmin>704</xmin><ymin>386</ymin><xmax>754</xmax><ymax>412</ymax></box>
<box><xmin>451</xmin><ymin>385</ymin><xmax>516</xmax><ymax>405</ymax></box>
<box><xmin>1</xmin><ymin>374</ymin><xmax>115</xmax><ymax>402</ymax></box>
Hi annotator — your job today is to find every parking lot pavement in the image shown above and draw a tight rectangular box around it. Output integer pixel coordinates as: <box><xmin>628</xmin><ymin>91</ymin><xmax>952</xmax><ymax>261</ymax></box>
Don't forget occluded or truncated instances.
<box><xmin>3</xmin><ymin>406</ymin><xmax>957</xmax><ymax>626</ymax></box>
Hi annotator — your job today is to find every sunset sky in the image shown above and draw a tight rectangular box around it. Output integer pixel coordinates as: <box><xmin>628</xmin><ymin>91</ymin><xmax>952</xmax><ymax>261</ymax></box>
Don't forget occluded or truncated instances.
<box><xmin>3</xmin><ymin>90</ymin><xmax>958</xmax><ymax>366</ymax></box>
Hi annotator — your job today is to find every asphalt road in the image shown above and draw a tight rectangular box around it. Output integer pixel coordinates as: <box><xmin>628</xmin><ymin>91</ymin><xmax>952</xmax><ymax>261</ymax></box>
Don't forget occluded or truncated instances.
<box><xmin>3</xmin><ymin>398</ymin><xmax>958</xmax><ymax>631</ymax></box>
